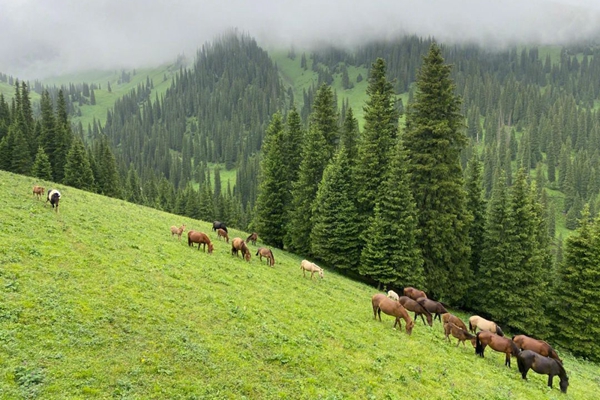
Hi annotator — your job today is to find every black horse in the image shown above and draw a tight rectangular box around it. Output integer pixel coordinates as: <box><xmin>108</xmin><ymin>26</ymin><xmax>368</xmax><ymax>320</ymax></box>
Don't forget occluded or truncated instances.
<box><xmin>46</xmin><ymin>189</ymin><xmax>61</xmax><ymax>212</ymax></box>
<box><xmin>212</xmin><ymin>221</ymin><xmax>227</xmax><ymax>233</ymax></box>
<box><xmin>517</xmin><ymin>350</ymin><xmax>569</xmax><ymax>393</ymax></box>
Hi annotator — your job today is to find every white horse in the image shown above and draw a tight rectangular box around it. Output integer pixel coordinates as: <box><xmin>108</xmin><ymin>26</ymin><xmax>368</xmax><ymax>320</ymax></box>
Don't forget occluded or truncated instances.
<box><xmin>387</xmin><ymin>290</ymin><xmax>400</xmax><ymax>302</ymax></box>
<box><xmin>300</xmin><ymin>260</ymin><xmax>324</xmax><ymax>279</ymax></box>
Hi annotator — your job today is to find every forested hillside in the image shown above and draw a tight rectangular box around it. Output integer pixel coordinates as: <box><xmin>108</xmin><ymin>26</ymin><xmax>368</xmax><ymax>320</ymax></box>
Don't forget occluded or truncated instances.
<box><xmin>2</xmin><ymin>33</ymin><xmax>600</xmax><ymax>360</ymax></box>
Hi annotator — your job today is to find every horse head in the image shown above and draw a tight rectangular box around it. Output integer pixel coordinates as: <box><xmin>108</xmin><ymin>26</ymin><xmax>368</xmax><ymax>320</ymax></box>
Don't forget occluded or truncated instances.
<box><xmin>406</xmin><ymin>320</ymin><xmax>415</xmax><ymax>335</ymax></box>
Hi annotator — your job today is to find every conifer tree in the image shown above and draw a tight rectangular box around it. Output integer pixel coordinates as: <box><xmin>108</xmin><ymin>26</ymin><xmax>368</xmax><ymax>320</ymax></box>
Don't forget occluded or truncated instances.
<box><xmin>31</xmin><ymin>146</ymin><xmax>53</xmax><ymax>180</ymax></box>
<box><xmin>8</xmin><ymin>124</ymin><xmax>31</xmax><ymax>175</ymax></box>
<box><xmin>341</xmin><ymin>107</ymin><xmax>359</xmax><ymax>162</ymax></box>
<box><xmin>359</xmin><ymin>140</ymin><xmax>423</xmax><ymax>288</ymax></box>
<box><xmin>403</xmin><ymin>43</ymin><xmax>471</xmax><ymax>303</ymax></box>
<box><xmin>64</xmin><ymin>137</ymin><xmax>95</xmax><ymax>190</ymax></box>
<box><xmin>311</xmin><ymin>145</ymin><xmax>361</xmax><ymax>270</ymax></box>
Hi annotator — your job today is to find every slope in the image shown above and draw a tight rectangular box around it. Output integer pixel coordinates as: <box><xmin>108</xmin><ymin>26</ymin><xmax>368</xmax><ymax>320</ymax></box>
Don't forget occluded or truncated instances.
<box><xmin>1</xmin><ymin>170</ymin><xmax>598</xmax><ymax>399</ymax></box>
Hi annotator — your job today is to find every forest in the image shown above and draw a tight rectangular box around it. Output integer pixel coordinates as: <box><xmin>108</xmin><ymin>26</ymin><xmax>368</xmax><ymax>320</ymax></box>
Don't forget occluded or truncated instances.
<box><xmin>0</xmin><ymin>33</ymin><xmax>599</xmax><ymax>361</ymax></box>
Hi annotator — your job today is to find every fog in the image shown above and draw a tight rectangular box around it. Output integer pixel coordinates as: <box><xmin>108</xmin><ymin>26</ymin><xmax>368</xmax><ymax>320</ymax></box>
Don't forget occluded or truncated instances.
<box><xmin>1</xmin><ymin>0</ymin><xmax>600</xmax><ymax>79</ymax></box>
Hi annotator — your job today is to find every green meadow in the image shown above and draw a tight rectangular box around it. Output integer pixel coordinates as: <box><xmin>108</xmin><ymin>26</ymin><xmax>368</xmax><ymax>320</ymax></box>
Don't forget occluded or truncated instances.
<box><xmin>1</xmin><ymin>170</ymin><xmax>599</xmax><ymax>399</ymax></box>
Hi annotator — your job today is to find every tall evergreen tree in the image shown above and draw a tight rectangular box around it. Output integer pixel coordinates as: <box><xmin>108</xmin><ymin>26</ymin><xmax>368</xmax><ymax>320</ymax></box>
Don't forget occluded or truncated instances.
<box><xmin>403</xmin><ymin>43</ymin><xmax>471</xmax><ymax>304</ymax></box>
<box><xmin>64</xmin><ymin>137</ymin><xmax>95</xmax><ymax>191</ymax></box>
<box><xmin>31</xmin><ymin>146</ymin><xmax>53</xmax><ymax>181</ymax></box>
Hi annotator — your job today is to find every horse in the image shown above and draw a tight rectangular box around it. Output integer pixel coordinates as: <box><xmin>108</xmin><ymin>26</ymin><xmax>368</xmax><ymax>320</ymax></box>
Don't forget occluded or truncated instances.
<box><xmin>469</xmin><ymin>315</ymin><xmax>504</xmax><ymax>336</ymax></box>
<box><xmin>403</xmin><ymin>287</ymin><xmax>427</xmax><ymax>301</ymax></box>
<box><xmin>216</xmin><ymin>228</ymin><xmax>229</xmax><ymax>243</ymax></box>
<box><xmin>442</xmin><ymin>313</ymin><xmax>469</xmax><ymax>332</ymax></box>
<box><xmin>416</xmin><ymin>298</ymin><xmax>448</xmax><ymax>322</ymax></box>
<box><xmin>256</xmin><ymin>247</ymin><xmax>275</xmax><ymax>266</ymax></box>
<box><xmin>372</xmin><ymin>294</ymin><xmax>414</xmax><ymax>335</ymax></box>
<box><xmin>300</xmin><ymin>260</ymin><xmax>324</xmax><ymax>279</ymax></box>
<box><xmin>187</xmin><ymin>230</ymin><xmax>214</xmax><ymax>254</ymax></box>
<box><xmin>46</xmin><ymin>189</ymin><xmax>61</xmax><ymax>212</ymax></box>
<box><xmin>212</xmin><ymin>221</ymin><xmax>227</xmax><ymax>233</ymax></box>
<box><xmin>231</xmin><ymin>238</ymin><xmax>251</xmax><ymax>261</ymax></box>
<box><xmin>517</xmin><ymin>350</ymin><xmax>569</xmax><ymax>393</ymax></box>
<box><xmin>475</xmin><ymin>330</ymin><xmax>521</xmax><ymax>367</ymax></box>
<box><xmin>246</xmin><ymin>232</ymin><xmax>258</xmax><ymax>246</ymax></box>
<box><xmin>444</xmin><ymin>321</ymin><xmax>477</xmax><ymax>347</ymax></box>
<box><xmin>512</xmin><ymin>335</ymin><xmax>562</xmax><ymax>362</ymax></box>
<box><xmin>387</xmin><ymin>290</ymin><xmax>400</xmax><ymax>302</ymax></box>
<box><xmin>170</xmin><ymin>224</ymin><xmax>185</xmax><ymax>240</ymax></box>
<box><xmin>398</xmin><ymin>296</ymin><xmax>433</xmax><ymax>326</ymax></box>
<box><xmin>32</xmin><ymin>185</ymin><xmax>45</xmax><ymax>200</ymax></box>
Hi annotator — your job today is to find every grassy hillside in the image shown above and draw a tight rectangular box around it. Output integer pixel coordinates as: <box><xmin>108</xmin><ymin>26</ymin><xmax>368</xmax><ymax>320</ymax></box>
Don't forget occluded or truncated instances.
<box><xmin>1</xmin><ymin>170</ymin><xmax>598</xmax><ymax>399</ymax></box>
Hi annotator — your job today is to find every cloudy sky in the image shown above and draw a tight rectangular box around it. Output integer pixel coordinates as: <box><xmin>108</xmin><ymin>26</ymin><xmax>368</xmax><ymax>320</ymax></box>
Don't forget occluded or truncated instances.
<box><xmin>1</xmin><ymin>0</ymin><xmax>600</xmax><ymax>79</ymax></box>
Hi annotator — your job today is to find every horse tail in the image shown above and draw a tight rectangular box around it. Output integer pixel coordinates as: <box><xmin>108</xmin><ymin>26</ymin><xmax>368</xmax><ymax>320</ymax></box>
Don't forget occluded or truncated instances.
<box><xmin>256</xmin><ymin>249</ymin><xmax>260</xmax><ymax>256</ymax></box>
<box><xmin>495</xmin><ymin>325</ymin><xmax>504</xmax><ymax>337</ymax></box>
<box><xmin>475</xmin><ymin>332</ymin><xmax>483</xmax><ymax>356</ymax></box>
<box><xmin>469</xmin><ymin>320</ymin><xmax>474</xmax><ymax>332</ymax></box>
<box><xmin>269</xmin><ymin>249</ymin><xmax>275</xmax><ymax>266</ymax></box>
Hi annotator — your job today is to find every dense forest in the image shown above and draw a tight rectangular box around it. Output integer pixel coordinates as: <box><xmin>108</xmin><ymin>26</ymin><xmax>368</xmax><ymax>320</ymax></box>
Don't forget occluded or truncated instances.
<box><xmin>1</xmin><ymin>33</ymin><xmax>600</xmax><ymax>361</ymax></box>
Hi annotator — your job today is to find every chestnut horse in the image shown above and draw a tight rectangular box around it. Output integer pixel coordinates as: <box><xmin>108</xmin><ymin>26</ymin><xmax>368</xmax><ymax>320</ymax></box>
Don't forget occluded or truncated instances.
<box><xmin>256</xmin><ymin>247</ymin><xmax>275</xmax><ymax>266</ymax></box>
<box><xmin>246</xmin><ymin>232</ymin><xmax>258</xmax><ymax>246</ymax></box>
<box><xmin>216</xmin><ymin>228</ymin><xmax>229</xmax><ymax>243</ymax></box>
<box><xmin>444</xmin><ymin>321</ymin><xmax>477</xmax><ymax>347</ymax></box>
<box><xmin>442</xmin><ymin>313</ymin><xmax>468</xmax><ymax>332</ymax></box>
<box><xmin>476</xmin><ymin>330</ymin><xmax>521</xmax><ymax>367</ymax></box>
<box><xmin>372</xmin><ymin>294</ymin><xmax>414</xmax><ymax>335</ymax></box>
<box><xmin>187</xmin><ymin>230</ymin><xmax>214</xmax><ymax>254</ymax></box>
<box><xmin>231</xmin><ymin>238</ymin><xmax>251</xmax><ymax>261</ymax></box>
<box><xmin>416</xmin><ymin>298</ymin><xmax>448</xmax><ymax>322</ymax></box>
<box><xmin>398</xmin><ymin>296</ymin><xmax>433</xmax><ymax>326</ymax></box>
<box><xmin>469</xmin><ymin>315</ymin><xmax>504</xmax><ymax>336</ymax></box>
<box><xmin>403</xmin><ymin>287</ymin><xmax>427</xmax><ymax>301</ymax></box>
<box><xmin>512</xmin><ymin>335</ymin><xmax>561</xmax><ymax>362</ymax></box>
<box><xmin>170</xmin><ymin>224</ymin><xmax>185</xmax><ymax>240</ymax></box>
<box><xmin>32</xmin><ymin>185</ymin><xmax>45</xmax><ymax>200</ymax></box>
<box><xmin>517</xmin><ymin>350</ymin><xmax>569</xmax><ymax>393</ymax></box>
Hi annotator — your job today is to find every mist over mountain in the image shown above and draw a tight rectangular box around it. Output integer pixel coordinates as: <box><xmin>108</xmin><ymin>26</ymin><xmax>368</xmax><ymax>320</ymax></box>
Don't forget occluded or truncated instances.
<box><xmin>1</xmin><ymin>0</ymin><xmax>600</xmax><ymax>79</ymax></box>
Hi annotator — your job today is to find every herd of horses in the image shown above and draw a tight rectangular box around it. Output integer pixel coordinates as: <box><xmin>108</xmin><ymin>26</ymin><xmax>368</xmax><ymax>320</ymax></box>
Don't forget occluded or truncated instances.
<box><xmin>373</xmin><ymin>287</ymin><xmax>569</xmax><ymax>393</ymax></box>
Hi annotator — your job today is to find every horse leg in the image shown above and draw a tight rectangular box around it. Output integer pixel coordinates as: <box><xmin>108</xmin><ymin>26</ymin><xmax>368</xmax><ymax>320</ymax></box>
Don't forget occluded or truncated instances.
<box><xmin>419</xmin><ymin>313</ymin><xmax>426</xmax><ymax>325</ymax></box>
<box><xmin>505</xmin><ymin>353</ymin><xmax>511</xmax><ymax>367</ymax></box>
<box><xmin>547</xmin><ymin>374</ymin><xmax>554</xmax><ymax>388</ymax></box>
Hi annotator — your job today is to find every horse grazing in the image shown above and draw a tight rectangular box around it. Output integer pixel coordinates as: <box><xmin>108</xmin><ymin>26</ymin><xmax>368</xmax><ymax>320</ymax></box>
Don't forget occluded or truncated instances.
<box><xmin>403</xmin><ymin>287</ymin><xmax>427</xmax><ymax>301</ymax></box>
<box><xmin>372</xmin><ymin>294</ymin><xmax>414</xmax><ymax>335</ymax></box>
<box><xmin>517</xmin><ymin>350</ymin><xmax>569</xmax><ymax>393</ymax></box>
<box><xmin>476</xmin><ymin>330</ymin><xmax>521</xmax><ymax>367</ymax></box>
<box><xmin>444</xmin><ymin>321</ymin><xmax>477</xmax><ymax>347</ymax></box>
<box><xmin>32</xmin><ymin>185</ymin><xmax>45</xmax><ymax>200</ymax></box>
<box><xmin>387</xmin><ymin>290</ymin><xmax>400</xmax><ymax>302</ymax></box>
<box><xmin>416</xmin><ymin>298</ymin><xmax>448</xmax><ymax>322</ymax></box>
<box><xmin>212</xmin><ymin>221</ymin><xmax>227</xmax><ymax>233</ymax></box>
<box><xmin>469</xmin><ymin>315</ymin><xmax>504</xmax><ymax>336</ymax></box>
<box><xmin>300</xmin><ymin>260</ymin><xmax>324</xmax><ymax>279</ymax></box>
<box><xmin>170</xmin><ymin>224</ymin><xmax>186</xmax><ymax>240</ymax></box>
<box><xmin>442</xmin><ymin>313</ymin><xmax>468</xmax><ymax>332</ymax></box>
<box><xmin>216</xmin><ymin>228</ymin><xmax>229</xmax><ymax>243</ymax></box>
<box><xmin>46</xmin><ymin>189</ymin><xmax>61</xmax><ymax>212</ymax></box>
<box><xmin>512</xmin><ymin>335</ymin><xmax>562</xmax><ymax>362</ymax></box>
<box><xmin>398</xmin><ymin>296</ymin><xmax>433</xmax><ymax>326</ymax></box>
<box><xmin>231</xmin><ymin>238</ymin><xmax>251</xmax><ymax>261</ymax></box>
<box><xmin>246</xmin><ymin>232</ymin><xmax>258</xmax><ymax>246</ymax></box>
<box><xmin>187</xmin><ymin>230</ymin><xmax>214</xmax><ymax>254</ymax></box>
<box><xmin>256</xmin><ymin>247</ymin><xmax>275</xmax><ymax>266</ymax></box>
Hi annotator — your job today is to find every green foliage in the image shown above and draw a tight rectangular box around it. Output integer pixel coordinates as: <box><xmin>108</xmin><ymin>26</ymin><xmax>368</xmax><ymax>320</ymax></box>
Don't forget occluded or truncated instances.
<box><xmin>31</xmin><ymin>146</ymin><xmax>53</xmax><ymax>181</ymax></box>
<box><xmin>63</xmin><ymin>137</ymin><xmax>95</xmax><ymax>191</ymax></box>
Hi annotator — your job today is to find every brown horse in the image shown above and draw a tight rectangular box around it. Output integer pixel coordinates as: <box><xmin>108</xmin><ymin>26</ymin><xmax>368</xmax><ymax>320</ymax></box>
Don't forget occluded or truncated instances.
<box><xmin>216</xmin><ymin>228</ymin><xmax>229</xmax><ymax>243</ymax></box>
<box><xmin>231</xmin><ymin>238</ymin><xmax>251</xmax><ymax>261</ymax></box>
<box><xmin>469</xmin><ymin>315</ymin><xmax>504</xmax><ymax>336</ymax></box>
<box><xmin>399</xmin><ymin>296</ymin><xmax>433</xmax><ymax>326</ymax></box>
<box><xmin>403</xmin><ymin>287</ymin><xmax>427</xmax><ymax>301</ymax></box>
<box><xmin>444</xmin><ymin>321</ymin><xmax>477</xmax><ymax>347</ymax></box>
<box><xmin>187</xmin><ymin>230</ymin><xmax>214</xmax><ymax>254</ymax></box>
<box><xmin>476</xmin><ymin>330</ymin><xmax>521</xmax><ymax>367</ymax></box>
<box><xmin>512</xmin><ymin>335</ymin><xmax>561</xmax><ymax>362</ymax></box>
<box><xmin>256</xmin><ymin>247</ymin><xmax>275</xmax><ymax>266</ymax></box>
<box><xmin>372</xmin><ymin>294</ymin><xmax>414</xmax><ymax>335</ymax></box>
<box><xmin>442</xmin><ymin>313</ymin><xmax>469</xmax><ymax>332</ymax></box>
<box><xmin>32</xmin><ymin>185</ymin><xmax>45</xmax><ymax>200</ymax></box>
<box><xmin>517</xmin><ymin>350</ymin><xmax>569</xmax><ymax>393</ymax></box>
<box><xmin>246</xmin><ymin>232</ymin><xmax>258</xmax><ymax>246</ymax></box>
<box><xmin>416</xmin><ymin>298</ymin><xmax>448</xmax><ymax>322</ymax></box>
<box><xmin>170</xmin><ymin>224</ymin><xmax>186</xmax><ymax>240</ymax></box>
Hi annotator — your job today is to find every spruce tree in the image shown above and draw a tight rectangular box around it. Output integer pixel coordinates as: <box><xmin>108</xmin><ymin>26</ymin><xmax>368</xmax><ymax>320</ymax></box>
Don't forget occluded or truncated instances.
<box><xmin>31</xmin><ymin>146</ymin><xmax>53</xmax><ymax>181</ymax></box>
<box><xmin>64</xmin><ymin>137</ymin><xmax>95</xmax><ymax>190</ymax></box>
<box><xmin>310</xmin><ymin>145</ymin><xmax>361</xmax><ymax>271</ymax></box>
<box><xmin>403</xmin><ymin>43</ymin><xmax>471</xmax><ymax>304</ymax></box>
<box><xmin>359</xmin><ymin>140</ymin><xmax>423</xmax><ymax>288</ymax></box>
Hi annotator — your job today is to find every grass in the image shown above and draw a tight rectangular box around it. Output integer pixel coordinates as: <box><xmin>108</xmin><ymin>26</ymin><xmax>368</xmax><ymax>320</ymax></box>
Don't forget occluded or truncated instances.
<box><xmin>1</xmin><ymin>170</ymin><xmax>599</xmax><ymax>399</ymax></box>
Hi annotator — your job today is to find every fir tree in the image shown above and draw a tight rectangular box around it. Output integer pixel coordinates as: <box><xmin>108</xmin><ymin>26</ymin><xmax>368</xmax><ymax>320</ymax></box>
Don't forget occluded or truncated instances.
<box><xmin>403</xmin><ymin>43</ymin><xmax>471</xmax><ymax>304</ymax></box>
<box><xmin>64</xmin><ymin>137</ymin><xmax>95</xmax><ymax>190</ymax></box>
<box><xmin>31</xmin><ymin>146</ymin><xmax>53</xmax><ymax>180</ymax></box>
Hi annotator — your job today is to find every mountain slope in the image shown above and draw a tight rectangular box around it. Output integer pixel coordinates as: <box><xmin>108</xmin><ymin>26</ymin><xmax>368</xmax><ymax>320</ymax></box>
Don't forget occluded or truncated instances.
<box><xmin>1</xmin><ymin>170</ymin><xmax>598</xmax><ymax>398</ymax></box>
